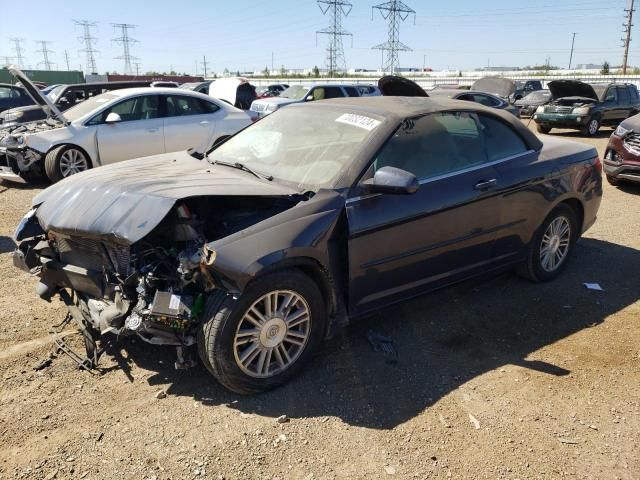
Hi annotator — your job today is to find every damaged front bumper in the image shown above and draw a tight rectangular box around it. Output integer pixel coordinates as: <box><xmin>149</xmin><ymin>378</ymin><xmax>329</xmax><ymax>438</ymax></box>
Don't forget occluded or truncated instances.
<box><xmin>0</xmin><ymin>145</ymin><xmax>42</xmax><ymax>183</ymax></box>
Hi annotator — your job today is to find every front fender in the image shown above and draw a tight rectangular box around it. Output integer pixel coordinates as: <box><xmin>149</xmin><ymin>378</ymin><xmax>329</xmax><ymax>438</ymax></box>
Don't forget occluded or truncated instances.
<box><xmin>207</xmin><ymin>192</ymin><xmax>345</xmax><ymax>293</ymax></box>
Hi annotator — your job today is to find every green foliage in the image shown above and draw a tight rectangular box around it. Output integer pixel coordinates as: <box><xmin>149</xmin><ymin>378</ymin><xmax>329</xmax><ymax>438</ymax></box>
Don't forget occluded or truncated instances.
<box><xmin>601</xmin><ymin>61</ymin><xmax>610</xmax><ymax>75</ymax></box>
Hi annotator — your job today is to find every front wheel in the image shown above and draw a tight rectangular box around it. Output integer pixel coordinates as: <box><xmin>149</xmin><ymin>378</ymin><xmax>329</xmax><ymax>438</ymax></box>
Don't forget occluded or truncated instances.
<box><xmin>198</xmin><ymin>269</ymin><xmax>326</xmax><ymax>394</ymax></box>
<box><xmin>517</xmin><ymin>204</ymin><xmax>578</xmax><ymax>282</ymax></box>
<box><xmin>536</xmin><ymin>125</ymin><xmax>551</xmax><ymax>134</ymax></box>
<box><xmin>582</xmin><ymin>117</ymin><xmax>600</xmax><ymax>137</ymax></box>
<box><xmin>45</xmin><ymin>145</ymin><xmax>90</xmax><ymax>182</ymax></box>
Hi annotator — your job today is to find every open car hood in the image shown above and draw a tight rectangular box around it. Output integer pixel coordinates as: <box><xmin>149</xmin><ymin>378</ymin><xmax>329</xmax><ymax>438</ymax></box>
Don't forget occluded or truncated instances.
<box><xmin>8</xmin><ymin>66</ymin><xmax>69</xmax><ymax>125</ymax></box>
<box><xmin>547</xmin><ymin>80</ymin><xmax>599</xmax><ymax>101</ymax></box>
<box><xmin>471</xmin><ymin>77</ymin><xmax>516</xmax><ymax>98</ymax></box>
<box><xmin>378</xmin><ymin>76</ymin><xmax>428</xmax><ymax>97</ymax></box>
<box><xmin>32</xmin><ymin>152</ymin><xmax>300</xmax><ymax>245</ymax></box>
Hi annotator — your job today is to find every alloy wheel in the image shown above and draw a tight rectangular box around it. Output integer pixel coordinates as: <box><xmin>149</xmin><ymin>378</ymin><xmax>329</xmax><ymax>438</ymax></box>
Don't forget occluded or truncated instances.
<box><xmin>588</xmin><ymin>119</ymin><xmax>599</xmax><ymax>135</ymax></box>
<box><xmin>59</xmin><ymin>149</ymin><xmax>89</xmax><ymax>177</ymax></box>
<box><xmin>233</xmin><ymin>290</ymin><xmax>311</xmax><ymax>378</ymax></box>
<box><xmin>539</xmin><ymin>216</ymin><xmax>571</xmax><ymax>272</ymax></box>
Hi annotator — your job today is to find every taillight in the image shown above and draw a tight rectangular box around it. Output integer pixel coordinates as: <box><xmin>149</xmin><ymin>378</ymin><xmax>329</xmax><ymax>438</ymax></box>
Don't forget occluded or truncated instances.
<box><xmin>594</xmin><ymin>156</ymin><xmax>602</xmax><ymax>173</ymax></box>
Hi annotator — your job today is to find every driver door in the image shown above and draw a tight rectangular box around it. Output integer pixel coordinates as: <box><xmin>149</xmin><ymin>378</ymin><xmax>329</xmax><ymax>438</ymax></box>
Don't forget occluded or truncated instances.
<box><xmin>94</xmin><ymin>94</ymin><xmax>165</xmax><ymax>165</ymax></box>
<box><xmin>346</xmin><ymin>111</ymin><xmax>503</xmax><ymax>315</ymax></box>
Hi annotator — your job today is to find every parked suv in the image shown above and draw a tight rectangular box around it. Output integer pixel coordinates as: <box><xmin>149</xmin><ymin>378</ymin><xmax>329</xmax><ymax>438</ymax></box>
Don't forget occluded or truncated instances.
<box><xmin>250</xmin><ymin>83</ymin><xmax>360</xmax><ymax>116</ymax></box>
<box><xmin>533</xmin><ymin>80</ymin><xmax>640</xmax><ymax>136</ymax></box>
<box><xmin>0</xmin><ymin>80</ymin><xmax>153</xmax><ymax>126</ymax></box>
<box><xmin>603</xmin><ymin>113</ymin><xmax>640</xmax><ymax>186</ymax></box>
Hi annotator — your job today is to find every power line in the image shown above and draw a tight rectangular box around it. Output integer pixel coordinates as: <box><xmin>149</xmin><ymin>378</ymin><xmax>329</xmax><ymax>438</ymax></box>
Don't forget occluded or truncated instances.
<box><xmin>371</xmin><ymin>1</ymin><xmax>416</xmax><ymax>74</ymax></box>
<box><xmin>1</xmin><ymin>56</ymin><xmax>13</xmax><ymax>66</ymax></box>
<box><xmin>622</xmin><ymin>0</ymin><xmax>635</xmax><ymax>74</ymax></box>
<box><xmin>74</xmin><ymin>20</ymin><xmax>99</xmax><ymax>74</ymax></box>
<box><xmin>35</xmin><ymin>40</ymin><xmax>55</xmax><ymax>70</ymax></box>
<box><xmin>316</xmin><ymin>0</ymin><xmax>353</xmax><ymax>75</ymax></box>
<box><xmin>112</xmin><ymin>23</ymin><xmax>139</xmax><ymax>75</ymax></box>
<box><xmin>9</xmin><ymin>38</ymin><xmax>26</xmax><ymax>68</ymax></box>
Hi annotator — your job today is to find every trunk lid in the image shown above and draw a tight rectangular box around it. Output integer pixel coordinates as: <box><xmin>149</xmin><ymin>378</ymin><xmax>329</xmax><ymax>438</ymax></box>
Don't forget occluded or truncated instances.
<box><xmin>471</xmin><ymin>77</ymin><xmax>516</xmax><ymax>98</ymax></box>
<box><xmin>378</xmin><ymin>76</ymin><xmax>428</xmax><ymax>97</ymax></box>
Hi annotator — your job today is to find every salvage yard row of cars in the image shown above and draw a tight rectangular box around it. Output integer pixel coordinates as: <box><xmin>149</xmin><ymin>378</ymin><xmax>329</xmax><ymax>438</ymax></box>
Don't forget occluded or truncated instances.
<box><xmin>2</xmin><ymin>64</ymin><xmax>638</xmax><ymax>394</ymax></box>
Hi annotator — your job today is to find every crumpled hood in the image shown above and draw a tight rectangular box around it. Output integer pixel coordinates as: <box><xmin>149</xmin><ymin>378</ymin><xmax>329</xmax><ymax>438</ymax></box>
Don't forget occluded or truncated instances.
<box><xmin>471</xmin><ymin>77</ymin><xmax>516</xmax><ymax>98</ymax></box>
<box><xmin>547</xmin><ymin>80</ymin><xmax>599</xmax><ymax>101</ymax></box>
<box><xmin>33</xmin><ymin>151</ymin><xmax>299</xmax><ymax>245</ymax></box>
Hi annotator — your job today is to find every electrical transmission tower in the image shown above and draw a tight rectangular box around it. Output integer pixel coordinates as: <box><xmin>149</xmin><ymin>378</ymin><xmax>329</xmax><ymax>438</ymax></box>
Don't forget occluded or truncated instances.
<box><xmin>622</xmin><ymin>0</ymin><xmax>635</xmax><ymax>74</ymax></box>
<box><xmin>74</xmin><ymin>20</ymin><xmax>99</xmax><ymax>74</ymax></box>
<box><xmin>2</xmin><ymin>56</ymin><xmax>13</xmax><ymax>66</ymax></box>
<box><xmin>9</xmin><ymin>38</ymin><xmax>26</xmax><ymax>68</ymax></box>
<box><xmin>64</xmin><ymin>50</ymin><xmax>71</xmax><ymax>70</ymax></box>
<box><xmin>371</xmin><ymin>1</ymin><xmax>416</xmax><ymax>74</ymax></box>
<box><xmin>35</xmin><ymin>41</ymin><xmax>55</xmax><ymax>70</ymax></box>
<box><xmin>112</xmin><ymin>23</ymin><xmax>139</xmax><ymax>75</ymax></box>
<box><xmin>316</xmin><ymin>0</ymin><xmax>353</xmax><ymax>75</ymax></box>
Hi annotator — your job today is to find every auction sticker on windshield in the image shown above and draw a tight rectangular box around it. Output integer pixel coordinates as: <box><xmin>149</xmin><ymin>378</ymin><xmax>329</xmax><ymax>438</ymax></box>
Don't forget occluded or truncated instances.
<box><xmin>335</xmin><ymin>113</ymin><xmax>381</xmax><ymax>131</ymax></box>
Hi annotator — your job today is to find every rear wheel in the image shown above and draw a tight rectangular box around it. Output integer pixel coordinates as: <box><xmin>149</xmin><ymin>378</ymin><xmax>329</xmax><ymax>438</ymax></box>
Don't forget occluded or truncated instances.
<box><xmin>198</xmin><ymin>269</ymin><xmax>326</xmax><ymax>394</ymax></box>
<box><xmin>45</xmin><ymin>145</ymin><xmax>90</xmax><ymax>183</ymax></box>
<box><xmin>536</xmin><ymin>125</ymin><xmax>551</xmax><ymax>134</ymax></box>
<box><xmin>517</xmin><ymin>204</ymin><xmax>578</xmax><ymax>282</ymax></box>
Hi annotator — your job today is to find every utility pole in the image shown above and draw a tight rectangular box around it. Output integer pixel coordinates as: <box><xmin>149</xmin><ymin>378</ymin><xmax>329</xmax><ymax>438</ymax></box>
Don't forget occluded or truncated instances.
<box><xmin>200</xmin><ymin>55</ymin><xmax>209</xmax><ymax>77</ymax></box>
<box><xmin>568</xmin><ymin>32</ymin><xmax>577</xmax><ymax>70</ymax></box>
<box><xmin>9</xmin><ymin>38</ymin><xmax>26</xmax><ymax>68</ymax></box>
<box><xmin>422</xmin><ymin>53</ymin><xmax>426</xmax><ymax>71</ymax></box>
<box><xmin>64</xmin><ymin>50</ymin><xmax>71</xmax><ymax>70</ymax></box>
<box><xmin>112</xmin><ymin>23</ymin><xmax>139</xmax><ymax>75</ymax></box>
<box><xmin>622</xmin><ymin>0</ymin><xmax>635</xmax><ymax>75</ymax></box>
<box><xmin>74</xmin><ymin>20</ymin><xmax>99</xmax><ymax>74</ymax></box>
<box><xmin>271</xmin><ymin>51</ymin><xmax>274</xmax><ymax>73</ymax></box>
<box><xmin>316</xmin><ymin>0</ymin><xmax>353</xmax><ymax>76</ymax></box>
<box><xmin>371</xmin><ymin>1</ymin><xmax>416</xmax><ymax>74</ymax></box>
<box><xmin>35</xmin><ymin>41</ymin><xmax>54</xmax><ymax>70</ymax></box>
<box><xmin>133</xmin><ymin>62</ymin><xmax>142</xmax><ymax>76</ymax></box>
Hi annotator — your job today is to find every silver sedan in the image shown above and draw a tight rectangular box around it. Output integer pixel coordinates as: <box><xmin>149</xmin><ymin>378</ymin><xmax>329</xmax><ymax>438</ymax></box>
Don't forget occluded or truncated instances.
<box><xmin>0</xmin><ymin>87</ymin><xmax>253</xmax><ymax>183</ymax></box>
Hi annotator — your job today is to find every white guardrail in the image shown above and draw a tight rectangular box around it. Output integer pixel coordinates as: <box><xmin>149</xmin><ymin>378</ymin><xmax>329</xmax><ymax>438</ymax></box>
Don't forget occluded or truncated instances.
<box><xmin>248</xmin><ymin>76</ymin><xmax>640</xmax><ymax>89</ymax></box>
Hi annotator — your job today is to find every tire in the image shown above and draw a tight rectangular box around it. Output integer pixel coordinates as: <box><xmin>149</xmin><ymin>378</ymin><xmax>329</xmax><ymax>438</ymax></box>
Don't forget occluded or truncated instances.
<box><xmin>44</xmin><ymin>145</ymin><xmax>90</xmax><ymax>183</ymax></box>
<box><xmin>517</xmin><ymin>204</ymin><xmax>578</xmax><ymax>282</ymax></box>
<box><xmin>606</xmin><ymin>174</ymin><xmax>621</xmax><ymax>186</ymax></box>
<box><xmin>582</xmin><ymin>117</ymin><xmax>600</xmax><ymax>137</ymax></box>
<box><xmin>197</xmin><ymin>269</ymin><xmax>327</xmax><ymax>394</ymax></box>
<box><xmin>536</xmin><ymin>125</ymin><xmax>551</xmax><ymax>134</ymax></box>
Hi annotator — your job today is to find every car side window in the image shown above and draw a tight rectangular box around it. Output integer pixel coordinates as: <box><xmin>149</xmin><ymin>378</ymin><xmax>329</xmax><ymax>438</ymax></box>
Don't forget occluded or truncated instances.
<box><xmin>165</xmin><ymin>95</ymin><xmax>214</xmax><ymax>116</ymax></box>
<box><xmin>344</xmin><ymin>86</ymin><xmax>360</xmax><ymax>97</ymax></box>
<box><xmin>87</xmin><ymin>95</ymin><xmax>160</xmax><ymax>125</ymax></box>
<box><xmin>472</xmin><ymin>94</ymin><xmax>500</xmax><ymax>107</ymax></box>
<box><xmin>323</xmin><ymin>87</ymin><xmax>345</xmax><ymax>99</ymax></box>
<box><xmin>618</xmin><ymin>86</ymin><xmax>630</xmax><ymax>105</ymax></box>
<box><xmin>629</xmin><ymin>85</ymin><xmax>639</xmax><ymax>102</ymax></box>
<box><xmin>373</xmin><ymin>111</ymin><xmax>487</xmax><ymax>181</ymax></box>
<box><xmin>604</xmin><ymin>88</ymin><xmax>618</xmax><ymax>103</ymax></box>
<box><xmin>478</xmin><ymin>114</ymin><xmax>528</xmax><ymax>162</ymax></box>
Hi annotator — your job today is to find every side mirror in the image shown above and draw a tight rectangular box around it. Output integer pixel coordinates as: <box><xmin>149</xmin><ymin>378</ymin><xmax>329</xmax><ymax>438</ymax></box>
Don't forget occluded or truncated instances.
<box><xmin>305</xmin><ymin>95</ymin><xmax>314</xmax><ymax>101</ymax></box>
<box><xmin>361</xmin><ymin>166</ymin><xmax>419</xmax><ymax>195</ymax></box>
<box><xmin>105</xmin><ymin>112</ymin><xmax>122</xmax><ymax>124</ymax></box>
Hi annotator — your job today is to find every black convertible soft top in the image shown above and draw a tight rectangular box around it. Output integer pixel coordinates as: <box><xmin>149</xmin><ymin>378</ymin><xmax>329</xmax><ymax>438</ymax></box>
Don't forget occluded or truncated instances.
<box><xmin>308</xmin><ymin>96</ymin><xmax>544</xmax><ymax>151</ymax></box>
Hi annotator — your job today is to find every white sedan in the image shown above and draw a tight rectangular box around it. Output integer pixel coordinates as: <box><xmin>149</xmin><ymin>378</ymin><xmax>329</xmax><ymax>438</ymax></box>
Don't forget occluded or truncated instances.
<box><xmin>0</xmin><ymin>69</ymin><xmax>252</xmax><ymax>183</ymax></box>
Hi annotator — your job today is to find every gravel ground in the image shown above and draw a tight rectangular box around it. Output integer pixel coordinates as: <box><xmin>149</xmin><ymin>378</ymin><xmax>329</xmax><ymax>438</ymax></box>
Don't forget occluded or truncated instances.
<box><xmin>0</xmin><ymin>124</ymin><xmax>639</xmax><ymax>480</ymax></box>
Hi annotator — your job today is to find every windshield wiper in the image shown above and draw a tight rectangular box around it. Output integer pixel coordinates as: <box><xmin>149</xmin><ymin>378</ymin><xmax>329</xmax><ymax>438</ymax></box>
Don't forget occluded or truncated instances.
<box><xmin>214</xmin><ymin>160</ymin><xmax>273</xmax><ymax>181</ymax></box>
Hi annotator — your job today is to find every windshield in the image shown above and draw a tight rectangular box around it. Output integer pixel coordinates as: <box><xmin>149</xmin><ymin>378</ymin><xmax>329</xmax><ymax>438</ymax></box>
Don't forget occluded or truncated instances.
<box><xmin>522</xmin><ymin>90</ymin><xmax>551</xmax><ymax>102</ymax></box>
<box><xmin>63</xmin><ymin>92</ymin><xmax>119</xmax><ymax>122</ymax></box>
<box><xmin>279</xmin><ymin>85</ymin><xmax>310</xmax><ymax>100</ymax></box>
<box><xmin>46</xmin><ymin>85</ymin><xmax>66</xmax><ymax>102</ymax></box>
<box><xmin>208</xmin><ymin>107</ymin><xmax>384</xmax><ymax>190</ymax></box>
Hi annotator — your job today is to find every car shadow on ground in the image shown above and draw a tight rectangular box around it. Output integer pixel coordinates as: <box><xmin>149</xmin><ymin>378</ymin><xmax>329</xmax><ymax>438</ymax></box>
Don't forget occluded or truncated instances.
<box><xmin>103</xmin><ymin>237</ymin><xmax>639</xmax><ymax>429</ymax></box>
<box><xmin>546</xmin><ymin>129</ymin><xmax>613</xmax><ymax>140</ymax></box>
<box><xmin>0</xmin><ymin>235</ymin><xmax>15</xmax><ymax>254</ymax></box>
<box><xmin>617</xmin><ymin>182</ymin><xmax>640</xmax><ymax>195</ymax></box>
<box><xmin>0</xmin><ymin>178</ymin><xmax>48</xmax><ymax>193</ymax></box>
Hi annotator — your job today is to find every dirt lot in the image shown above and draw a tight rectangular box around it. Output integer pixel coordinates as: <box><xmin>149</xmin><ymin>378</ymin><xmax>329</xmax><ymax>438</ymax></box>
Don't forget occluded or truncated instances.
<box><xmin>0</xmin><ymin>124</ymin><xmax>639</xmax><ymax>480</ymax></box>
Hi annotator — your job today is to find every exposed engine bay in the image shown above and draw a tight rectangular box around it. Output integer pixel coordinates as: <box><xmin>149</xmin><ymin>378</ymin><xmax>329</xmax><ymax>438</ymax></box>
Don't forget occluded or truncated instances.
<box><xmin>15</xmin><ymin>195</ymin><xmax>300</xmax><ymax>366</ymax></box>
<box><xmin>0</xmin><ymin>120</ymin><xmax>60</xmax><ymax>177</ymax></box>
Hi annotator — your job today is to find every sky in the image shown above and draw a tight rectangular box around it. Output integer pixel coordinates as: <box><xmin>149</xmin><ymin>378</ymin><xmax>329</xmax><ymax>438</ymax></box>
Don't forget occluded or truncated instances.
<box><xmin>0</xmin><ymin>0</ymin><xmax>636</xmax><ymax>75</ymax></box>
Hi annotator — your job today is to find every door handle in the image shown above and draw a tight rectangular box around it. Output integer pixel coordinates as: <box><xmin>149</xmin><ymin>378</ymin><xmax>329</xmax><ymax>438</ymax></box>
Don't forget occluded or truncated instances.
<box><xmin>474</xmin><ymin>178</ymin><xmax>497</xmax><ymax>190</ymax></box>
<box><xmin>146</xmin><ymin>128</ymin><xmax>159</xmax><ymax>133</ymax></box>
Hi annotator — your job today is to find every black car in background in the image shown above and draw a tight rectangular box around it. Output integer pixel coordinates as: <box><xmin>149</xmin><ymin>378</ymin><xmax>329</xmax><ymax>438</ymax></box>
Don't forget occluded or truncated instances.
<box><xmin>0</xmin><ymin>84</ymin><xmax>34</xmax><ymax>114</ymax></box>
<box><xmin>516</xmin><ymin>89</ymin><xmax>552</xmax><ymax>117</ymax></box>
<box><xmin>14</xmin><ymin>95</ymin><xmax>602</xmax><ymax>393</ymax></box>
<box><xmin>0</xmin><ymin>80</ymin><xmax>153</xmax><ymax>125</ymax></box>
<box><xmin>428</xmin><ymin>89</ymin><xmax>521</xmax><ymax>117</ymax></box>
<box><xmin>514</xmin><ymin>80</ymin><xmax>543</xmax><ymax>100</ymax></box>
<box><xmin>534</xmin><ymin>80</ymin><xmax>640</xmax><ymax>136</ymax></box>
